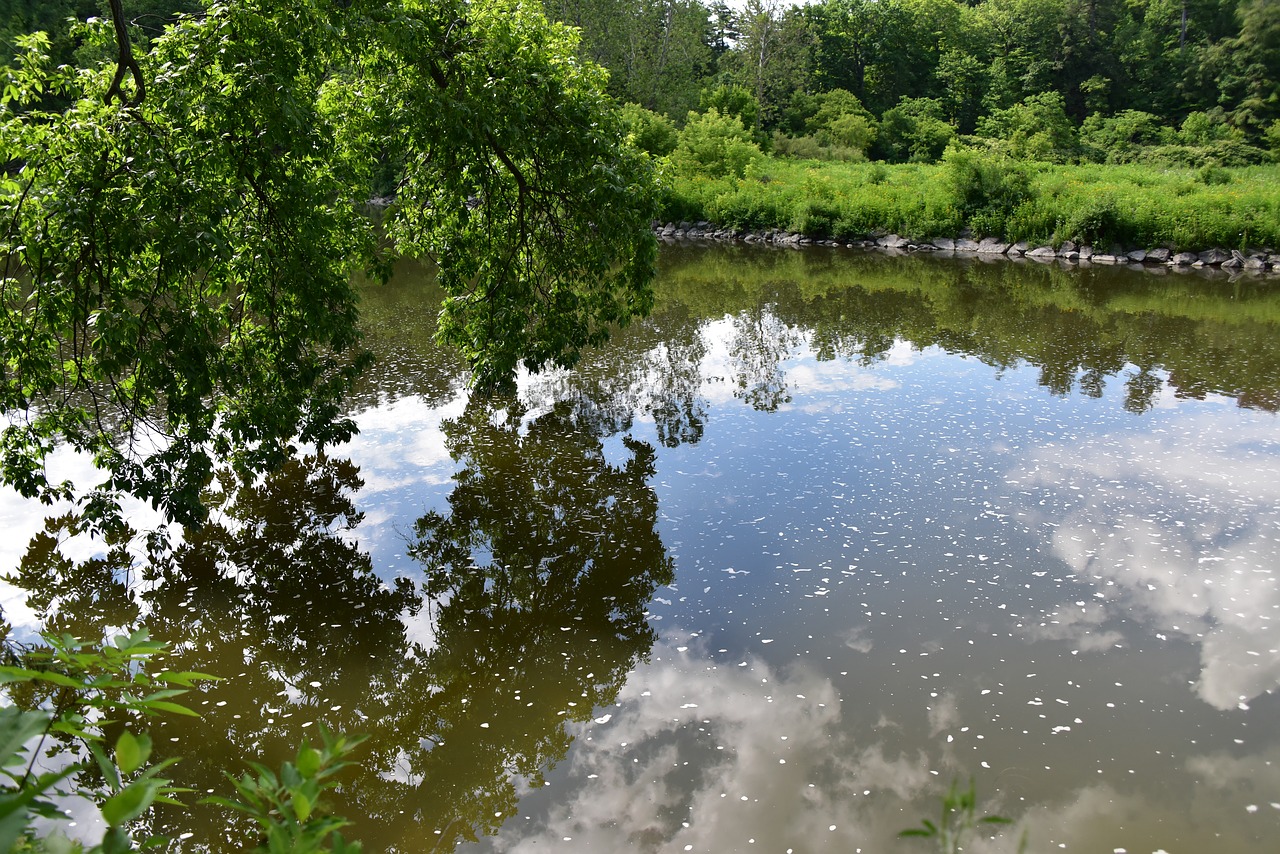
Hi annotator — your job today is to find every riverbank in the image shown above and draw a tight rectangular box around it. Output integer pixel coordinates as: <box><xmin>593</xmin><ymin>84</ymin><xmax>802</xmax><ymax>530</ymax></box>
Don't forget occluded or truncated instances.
<box><xmin>658</xmin><ymin>159</ymin><xmax>1280</xmax><ymax>273</ymax></box>
<box><xmin>652</xmin><ymin>220</ymin><xmax>1280</xmax><ymax>277</ymax></box>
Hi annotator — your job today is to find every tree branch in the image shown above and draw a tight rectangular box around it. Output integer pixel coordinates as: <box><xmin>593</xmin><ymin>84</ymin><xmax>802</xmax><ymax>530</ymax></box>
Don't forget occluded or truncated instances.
<box><xmin>104</xmin><ymin>0</ymin><xmax>146</xmax><ymax>107</ymax></box>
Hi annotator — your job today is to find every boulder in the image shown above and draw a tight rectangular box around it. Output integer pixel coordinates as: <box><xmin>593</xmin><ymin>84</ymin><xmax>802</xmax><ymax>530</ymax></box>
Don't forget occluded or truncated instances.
<box><xmin>1078</xmin><ymin>245</ymin><xmax>1094</xmax><ymax>260</ymax></box>
<box><xmin>1146</xmin><ymin>248</ymin><xmax>1171</xmax><ymax>263</ymax></box>
<box><xmin>1059</xmin><ymin>240</ymin><xmax>1077</xmax><ymax>255</ymax></box>
<box><xmin>977</xmin><ymin>237</ymin><xmax>1011</xmax><ymax>254</ymax></box>
<box><xmin>1127</xmin><ymin>249</ymin><xmax>1147</xmax><ymax>263</ymax></box>
<box><xmin>955</xmin><ymin>238</ymin><xmax>981</xmax><ymax>252</ymax></box>
<box><xmin>1198</xmin><ymin>248</ymin><xmax>1231</xmax><ymax>265</ymax></box>
<box><xmin>876</xmin><ymin>234</ymin><xmax>910</xmax><ymax>249</ymax></box>
<box><xmin>1243</xmin><ymin>255</ymin><xmax>1267</xmax><ymax>270</ymax></box>
<box><xmin>1172</xmin><ymin>252</ymin><xmax>1199</xmax><ymax>265</ymax></box>
<box><xmin>931</xmin><ymin>237</ymin><xmax>956</xmax><ymax>251</ymax></box>
<box><xmin>1026</xmin><ymin>246</ymin><xmax>1057</xmax><ymax>258</ymax></box>
<box><xmin>1007</xmin><ymin>242</ymin><xmax>1028</xmax><ymax>256</ymax></box>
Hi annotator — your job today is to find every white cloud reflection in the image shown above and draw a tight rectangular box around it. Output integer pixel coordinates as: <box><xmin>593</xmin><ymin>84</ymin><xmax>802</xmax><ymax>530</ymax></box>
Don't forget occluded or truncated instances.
<box><xmin>489</xmin><ymin>637</ymin><xmax>939</xmax><ymax>853</ymax></box>
<box><xmin>1012</xmin><ymin>412</ymin><xmax>1280</xmax><ymax>709</ymax></box>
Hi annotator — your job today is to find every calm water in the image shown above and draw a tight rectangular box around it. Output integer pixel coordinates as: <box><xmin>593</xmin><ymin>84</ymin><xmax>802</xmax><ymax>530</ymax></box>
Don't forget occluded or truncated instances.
<box><xmin>4</xmin><ymin>246</ymin><xmax>1280</xmax><ymax>852</ymax></box>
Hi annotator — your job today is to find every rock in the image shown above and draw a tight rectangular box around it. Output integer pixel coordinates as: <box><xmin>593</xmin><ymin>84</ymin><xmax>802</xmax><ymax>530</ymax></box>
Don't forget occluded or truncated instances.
<box><xmin>876</xmin><ymin>234</ymin><xmax>909</xmax><ymax>249</ymax></box>
<box><xmin>1172</xmin><ymin>252</ymin><xmax>1199</xmax><ymax>265</ymax></box>
<box><xmin>955</xmin><ymin>238</ymin><xmax>981</xmax><ymax>252</ymax></box>
<box><xmin>1221</xmin><ymin>257</ymin><xmax>1243</xmax><ymax>269</ymax></box>
<box><xmin>1146</xmin><ymin>248</ymin><xmax>1171</xmax><ymax>263</ymax></box>
<box><xmin>1064</xmin><ymin>251</ymin><xmax>1080</xmax><ymax>261</ymax></box>
<box><xmin>1198</xmin><ymin>248</ymin><xmax>1231</xmax><ymax>265</ymax></box>
<box><xmin>931</xmin><ymin>237</ymin><xmax>956</xmax><ymax>251</ymax></box>
<box><xmin>977</xmin><ymin>237</ymin><xmax>1011</xmax><ymax>254</ymax></box>
<box><xmin>1127</xmin><ymin>249</ymin><xmax>1147</xmax><ymax>263</ymax></box>
<box><xmin>1092</xmin><ymin>253</ymin><xmax>1118</xmax><ymax>263</ymax></box>
<box><xmin>1059</xmin><ymin>240</ymin><xmax>1077</xmax><ymax>254</ymax></box>
<box><xmin>1026</xmin><ymin>246</ymin><xmax>1057</xmax><ymax>258</ymax></box>
<box><xmin>1244</xmin><ymin>255</ymin><xmax>1267</xmax><ymax>270</ymax></box>
<box><xmin>1079</xmin><ymin>245</ymin><xmax>1094</xmax><ymax>260</ymax></box>
<box><xmin>1008</xmin><ymin>242</ymin><xmax>1028</xmax><ymax>256</ymax></box>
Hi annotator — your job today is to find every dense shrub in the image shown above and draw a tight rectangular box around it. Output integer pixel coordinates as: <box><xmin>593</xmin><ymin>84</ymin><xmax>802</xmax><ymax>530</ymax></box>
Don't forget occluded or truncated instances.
<box><xmin>874</xmin><ymin>97</ymin><xmax>955</xmax><ymax>163</ymax></box>
<box><xmin>669</xmin><ymin>108</ymin><xmax>764</xmax><ymax>179</ymax></box>
<box><xmin>976</xmin><ymin>92</ymin><xmax>1077</xmax><ymax>162</ymax></box>
<box><xmin>660</xmin><ymin>154</ymin><xmax>1280</xmax><ymax>251</ymax></box>
<box><xmin>771</xmin><ymin>132</ymin><xmax>864</xmax><ymax>162</ymax></box>
<box><xmin>942</xmin><ymin>146</ymin><xmax>1032</xmax><ymax>232</ymax></box>
<box><xmin>620</xmin><ymin>102</ymin><xmax>678</xmax><ymax>156</ymax></box>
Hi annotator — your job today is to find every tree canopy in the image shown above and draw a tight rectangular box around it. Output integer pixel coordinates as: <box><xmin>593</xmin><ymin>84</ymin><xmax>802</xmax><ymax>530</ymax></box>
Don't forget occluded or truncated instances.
<box><xmin>0</xmin><ymin>0</ymin><xmax>658</xmax><ymax>525</ymax></box>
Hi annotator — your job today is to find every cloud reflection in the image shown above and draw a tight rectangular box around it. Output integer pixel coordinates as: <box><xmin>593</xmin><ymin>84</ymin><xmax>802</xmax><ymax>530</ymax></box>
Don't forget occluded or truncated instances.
<box><xmin>1013</xmin><ymin>412</ymin><xmax>1280</xmax><ymax>709</ymax></box>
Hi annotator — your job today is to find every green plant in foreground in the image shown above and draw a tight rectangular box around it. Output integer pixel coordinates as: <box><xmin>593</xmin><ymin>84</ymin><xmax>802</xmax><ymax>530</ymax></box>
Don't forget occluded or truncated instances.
<box><xmin>0</xmin><ymin>629</ymin><xmax>213</xmax><ymax>852</ymax></box>
<box><xmin>899</xmin><ymin>777</ymin><xmax>1017</xmax><ymax>853</ymax></box>
<box><xmin>204</xmin><ymin>729</ymin><xmax>367</xmax><ymax>854</ymax></box>
<box><xmin>2</xmin><ymin>630</ymin><xmax>364</xmax><ymax>852</ymax></box>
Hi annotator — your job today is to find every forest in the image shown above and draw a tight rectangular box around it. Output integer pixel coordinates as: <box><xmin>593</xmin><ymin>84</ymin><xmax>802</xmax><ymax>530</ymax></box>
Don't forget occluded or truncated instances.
<box><xmin>8</xmin><ymin>0</ymin><xmax>1278</xmax><ymax>165</ymax></box>
<box><xmin>541</xmin><ymin>0</ymin><xmax>1280</xmax><ymax>166</ymax></box>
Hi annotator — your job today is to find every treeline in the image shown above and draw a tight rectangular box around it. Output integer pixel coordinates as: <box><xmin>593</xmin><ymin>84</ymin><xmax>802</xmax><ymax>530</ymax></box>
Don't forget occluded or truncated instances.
<box><xmin>543</xmin><ymin>0</ymin><xmax>1280</xmax><ymax>167</ymax></box>
<box><xmin>8</xmin><ymin>0</ymin><xmax>1277</xmax><ymax>166</ymax></box>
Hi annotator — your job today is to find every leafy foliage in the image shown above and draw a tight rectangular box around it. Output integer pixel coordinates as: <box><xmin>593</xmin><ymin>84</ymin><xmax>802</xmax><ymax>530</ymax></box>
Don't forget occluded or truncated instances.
<box><xmin>0</xmin><ymin>630</ymin><xmax>213</xmax><ymax>852</ymax></box>
<box><xmin>669</xmin><ymin>108</ymin><xmax>765</xmax><ymax>179</ymax></box>
<box><xmin>205</xmin><ymin>729</ymin><xmax>366</xmax><ymax>854</ymax></box>
<box><xmin>0</xmin><ymin>0</ymin><xmax>658</xmax><ymax>523</ymax></box>
<box><xmin>899</xmin><ymin>777</ymin><xmax>1016</xmax><ymax>854</ymax></box>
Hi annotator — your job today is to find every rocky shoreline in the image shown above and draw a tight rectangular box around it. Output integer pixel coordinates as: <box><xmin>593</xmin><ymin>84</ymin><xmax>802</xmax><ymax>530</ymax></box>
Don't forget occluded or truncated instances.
<box><xmin>654</xmin><ymin>220</ymin><xmax>1280</xmax><ymax>277</ymax></box>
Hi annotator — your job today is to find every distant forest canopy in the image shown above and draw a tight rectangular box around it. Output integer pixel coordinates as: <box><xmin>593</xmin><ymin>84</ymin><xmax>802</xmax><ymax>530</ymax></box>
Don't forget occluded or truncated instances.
<box><xmin>4</xmin><ymin>0</ymin><xmax>1277</xmax><ymax>165</ymax></box>
<box><xmin>540</xmin><ymin>0</ymin><xmax>1279</xmax><ymax>165</ymax></box>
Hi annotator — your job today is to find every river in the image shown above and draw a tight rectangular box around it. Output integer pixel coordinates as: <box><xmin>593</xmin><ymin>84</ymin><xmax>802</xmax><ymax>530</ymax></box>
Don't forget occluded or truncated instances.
<box><xmin>3</xmin><ymin>245</ymin><xmax>1279</xmax><ymax>852</ymax></box>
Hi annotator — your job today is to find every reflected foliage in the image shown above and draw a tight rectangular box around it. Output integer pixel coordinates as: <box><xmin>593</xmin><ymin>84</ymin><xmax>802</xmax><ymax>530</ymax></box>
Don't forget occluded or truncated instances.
<box><xmin>4</xmin><ymin>396</ymin><xmax>672</xmax><ymax>851</ymax></box>
<box><xmin>651</xmin><ymin>244</ymin><xmax>1280</xmax><ymax>412</ymax></box>
<box><xmin>400</xmin><ymin>396</ymin><xmax>673</xmax><ymax>849</ymax></box>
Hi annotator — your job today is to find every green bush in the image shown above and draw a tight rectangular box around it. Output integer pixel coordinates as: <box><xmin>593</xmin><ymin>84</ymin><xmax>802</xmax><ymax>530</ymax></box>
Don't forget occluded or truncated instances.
<box><xmin>976</xmin><ymin>92</ymin><xmax>1077</xmax><ymax>163</ymax></box>
<box><xmin>772</xmin><ymin>132</ymin><xmax>865</xmax><ymax>163</ymax></box>
<box><xmin>669</xmin><ymin>108</ymin><xmax>764</xmax><ymax>179</ymax></box>
<box><xmin>942</xmin><ymin>146</ymin><xmax>1031</xmax><ymax>229</ymax></box>
<box><xmin>619</xmin><ymin>102</ymin><xmax>678</xmax><ymax>157</ymax></box>
<box><xmin>1055</xmin><ymin>193</ymin><xmax>1132</xmax><ymax>246</ymax></box>
<box><xmin>874</xmin><ymin>97</ymin><xmax>955</xmax><ymax>163</ymax></box>
<box><xmin>1196</xmin><ymin>164</ymin><xmax>1232</xmax><ymax>185</ymax></box>
<box><xmin>659</xmin><ymin>155</ymin><xmax>1280</xmax><ymax>251</ymax></box>
<box><xmin>1266</xmin><ymin>120</ymin><xmax>1280</xmax><ymax>159</ymax></box>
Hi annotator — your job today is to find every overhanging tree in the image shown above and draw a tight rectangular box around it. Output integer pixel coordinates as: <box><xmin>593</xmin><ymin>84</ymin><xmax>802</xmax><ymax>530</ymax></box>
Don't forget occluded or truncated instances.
<box><xmin>0</xmin><ymin>0</ymin><xmax>658</xmax><ymax>526</ymax></box>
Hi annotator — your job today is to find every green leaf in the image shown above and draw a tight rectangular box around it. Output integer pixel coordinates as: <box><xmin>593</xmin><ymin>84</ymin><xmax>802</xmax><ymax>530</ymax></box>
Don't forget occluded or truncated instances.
<box><xmin>101</xmin><ymin>779</ymin><xmax>160</xmax><ymax>827</ymax></box>
<box><xmin>142</xmin><ymin>700</ymin><xmax>201</xmax><ymax>717</ymax></box>
<box><xmin>115</xmin><ymin>731</ymin><xmax>151</xmax><ymax>775</ymax></box>
<box><xmin>296</xmin><ymin>745</ymin><xmax>322</xmax><ymax>778</ymax></box>
<box><xmin>293</xmin><ymin>790</ymin><xmax>313</xmax><ymax>822</ymax></box>
<box><xmin>0</xmin><ymin>666</ymin><xmax>82</xmax><ymax>688</ymax></box>
<box><xmin>0</xmin><ymin>706</ymin><xmax>51</xmax><ymax>769</ymax></box>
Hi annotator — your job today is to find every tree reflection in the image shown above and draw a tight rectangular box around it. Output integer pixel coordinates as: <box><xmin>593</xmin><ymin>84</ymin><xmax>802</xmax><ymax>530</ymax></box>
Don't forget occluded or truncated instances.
<box><xmin>730</xmin><ymin>307</ymin><xmax>798</xmax><ymax>411</ymax></box>
<box><xmin>391</xmin><ymin>396</ymin><xmax>674</xmax><ymax>849</ymax></box>
<box><xmin>5</xmin><ymin>404</ymin><xmax>671</xmax><ymax>851</ymax></box>
<box><xmin>521</xmin><ymin>300</ymin><xmax>710</xmax><ymax>448</ymax></box>
<box><xmin>653</xmin><ymin>245</ymin><xmax>1280</xmax><ymax>413</ymax></box>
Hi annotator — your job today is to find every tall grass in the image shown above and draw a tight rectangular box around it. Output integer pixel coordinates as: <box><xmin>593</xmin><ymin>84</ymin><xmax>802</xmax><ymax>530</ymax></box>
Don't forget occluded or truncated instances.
<box><xmin>660</xmin><ymin>157</ymin><xmax>1280</xmax><ymax>251</ymax></box>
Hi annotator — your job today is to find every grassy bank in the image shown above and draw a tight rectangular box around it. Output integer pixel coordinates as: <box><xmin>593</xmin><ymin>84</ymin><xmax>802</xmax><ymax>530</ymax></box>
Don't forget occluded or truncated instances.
<box><xmin>660</xmin><ymin>157</ymin><xmax>1280</xmax><ymax>252</ymax></box>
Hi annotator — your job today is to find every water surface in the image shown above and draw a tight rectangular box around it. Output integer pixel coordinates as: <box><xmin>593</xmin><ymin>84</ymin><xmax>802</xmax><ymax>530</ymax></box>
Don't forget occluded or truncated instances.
<box><xmin>5</xmin><ymin>246</ymin><xmax>1280</xmax><ymax>852</ymax></box>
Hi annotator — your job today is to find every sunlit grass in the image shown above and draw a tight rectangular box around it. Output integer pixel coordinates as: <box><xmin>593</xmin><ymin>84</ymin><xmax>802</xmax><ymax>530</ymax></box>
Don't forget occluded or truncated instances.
<box><xmin>661</xmin><ymin>158</ymin><xmax>1280</xmax><ymax>251</ymax></box>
